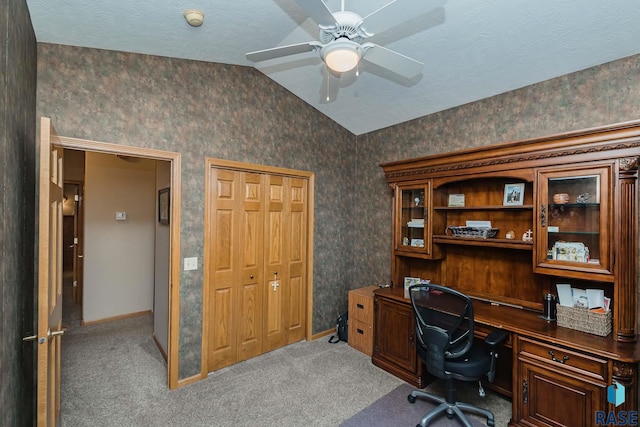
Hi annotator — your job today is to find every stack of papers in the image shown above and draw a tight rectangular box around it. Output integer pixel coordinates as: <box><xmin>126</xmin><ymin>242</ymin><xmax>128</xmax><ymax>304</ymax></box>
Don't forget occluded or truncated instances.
<box><xmin>466</xmin><ymin>220</ymin><xmax>492</xmax><ymax>228</ymax></box>
<box><xmin>556</xmin><ymin>284</ymin><xmax>610</xmax><ymax>311</ymax></box>
<box><xmin>407</xmin><ymin>218</ymin><xmax>424</xmax><ymax>228</ymax></box>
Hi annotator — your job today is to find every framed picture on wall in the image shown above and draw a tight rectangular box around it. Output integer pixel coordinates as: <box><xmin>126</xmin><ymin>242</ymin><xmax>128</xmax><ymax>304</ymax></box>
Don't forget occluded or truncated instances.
<box><xmin>158</xmin><ymin>187</ymin><xmax>170</xmax><ymax>225</ymax></box>
<box><xmin>503</xmin><ymin>183</ymin><xmax>525</xmax><ymax>206</ymax></box>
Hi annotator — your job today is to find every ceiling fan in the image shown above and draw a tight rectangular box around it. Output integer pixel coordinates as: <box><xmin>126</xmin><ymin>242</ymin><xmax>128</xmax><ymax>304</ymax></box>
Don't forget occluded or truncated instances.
<box><xmin>246</xmin><ymin>0</ymin><xmax>446</xmax><ymax>84</ymax></box>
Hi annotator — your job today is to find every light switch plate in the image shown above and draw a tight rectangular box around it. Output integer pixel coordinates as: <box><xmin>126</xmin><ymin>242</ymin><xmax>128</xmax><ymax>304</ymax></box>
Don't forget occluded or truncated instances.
<box><xmin>116</xmin><ymin>212</ymin><xmax>127</xmax><ymax>221</ymax></box>
<box><xmin>184</xmin><ymin>257</ymin><xmax>198</xmax><ymax>271</ymax></box>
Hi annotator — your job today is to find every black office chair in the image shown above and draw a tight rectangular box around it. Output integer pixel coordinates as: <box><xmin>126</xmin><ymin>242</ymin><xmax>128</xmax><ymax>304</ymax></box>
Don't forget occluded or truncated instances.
<box><xmin>407</xmin><ymin>284</ymin><xmax>508</xmax><ymax>427</ymax></box>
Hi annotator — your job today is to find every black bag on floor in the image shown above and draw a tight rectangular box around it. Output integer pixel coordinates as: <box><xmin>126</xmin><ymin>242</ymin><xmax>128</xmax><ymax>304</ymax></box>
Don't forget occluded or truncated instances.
<box><xmin>328</xmin><ymin>312</ymin><xmax>348</xmax><ymax>343</ymax></box>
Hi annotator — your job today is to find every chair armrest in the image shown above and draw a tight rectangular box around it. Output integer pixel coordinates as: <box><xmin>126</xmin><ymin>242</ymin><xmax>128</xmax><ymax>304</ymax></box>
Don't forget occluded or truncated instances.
<box><xmin>484</xmin><ymin>329</ymin><xmax>508</xmax><ymax>347</ymax></box>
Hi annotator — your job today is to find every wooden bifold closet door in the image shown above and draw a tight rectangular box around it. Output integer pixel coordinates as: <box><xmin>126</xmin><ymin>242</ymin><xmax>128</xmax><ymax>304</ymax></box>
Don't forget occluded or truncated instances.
<box><xmin>207</xmin><ymin>166</ymin><xmax>308</xmax><ymax>372</ymax></box>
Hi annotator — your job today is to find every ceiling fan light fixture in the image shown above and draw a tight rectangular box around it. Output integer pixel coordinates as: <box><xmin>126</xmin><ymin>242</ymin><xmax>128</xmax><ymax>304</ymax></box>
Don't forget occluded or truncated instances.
<box><xmin>322</xmin><ymin>40</ymin><xmax>361</xmax><ymax>73</ymax></box>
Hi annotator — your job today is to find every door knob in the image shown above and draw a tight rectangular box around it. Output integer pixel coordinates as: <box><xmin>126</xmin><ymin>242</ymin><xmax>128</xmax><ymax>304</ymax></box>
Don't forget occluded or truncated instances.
<box><xmin>23</xmin><ymin>334</ymin><xmax>48</xmax><ymax>344</ymax></box>
<box><xmin>48</xmin><ymin>328</ymin><xmax>66</xmax><ymax>338</ymax></box>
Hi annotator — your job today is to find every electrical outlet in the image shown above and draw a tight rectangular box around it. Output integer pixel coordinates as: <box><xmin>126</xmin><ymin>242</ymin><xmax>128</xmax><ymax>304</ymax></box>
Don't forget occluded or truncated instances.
<box><xmin>184</xmin><ymin>257</ymin><xmax>198</xmax><ymax>271</ymax></box>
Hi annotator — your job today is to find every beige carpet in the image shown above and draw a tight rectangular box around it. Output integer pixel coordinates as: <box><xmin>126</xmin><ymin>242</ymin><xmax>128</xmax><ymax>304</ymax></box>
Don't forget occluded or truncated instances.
<box><xmin>60</xmin><ymin>309</ymin><xmax>511</xmax><ymax>426</ymax></box>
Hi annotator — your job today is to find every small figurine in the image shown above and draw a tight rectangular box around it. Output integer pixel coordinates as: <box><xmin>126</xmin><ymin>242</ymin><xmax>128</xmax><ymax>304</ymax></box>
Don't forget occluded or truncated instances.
<box><xmin>414</xmin><ymin>197</ymin><xmax>420</xmax><ymax>206</ymax></box>
<box><xmin>522</xmin><ymin>229</ymin><xmax>533</xmax><ymax>242</ymax></box>
<box><xmin>505</xmin><ymin>230</ymin><xmax>515</xmax><ymax>239</ymax></box>
<box><xmin>576</xmin><ymin>193</ymin><xmax>590</xmax><ymax>203</ymax></box>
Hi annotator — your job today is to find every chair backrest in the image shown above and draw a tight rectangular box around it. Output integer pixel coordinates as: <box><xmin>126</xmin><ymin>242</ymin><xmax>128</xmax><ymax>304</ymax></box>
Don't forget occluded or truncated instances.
<box><xmin>409</xmin><ymin>284</ymin><xmax>475</xmax><ymax>378</ymax></box>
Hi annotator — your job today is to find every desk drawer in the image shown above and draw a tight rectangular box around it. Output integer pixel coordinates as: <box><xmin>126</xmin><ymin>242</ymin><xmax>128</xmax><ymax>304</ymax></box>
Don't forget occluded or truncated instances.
<box><xmin>518</xmin><ymin>336</ymin><xmax>608</xmax><ymax>382</ymax></box>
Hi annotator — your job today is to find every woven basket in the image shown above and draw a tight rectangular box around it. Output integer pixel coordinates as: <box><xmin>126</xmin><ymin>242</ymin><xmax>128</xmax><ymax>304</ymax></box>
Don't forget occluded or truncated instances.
<box><xmin>446</xmin><ymin>226</ymin><xmax>499</xmax><ymax>239</ymax></box>
<box><xmin>556</xmin><ymin>304</ymin><xmax>611</xmax><ymax>337</ymax></box>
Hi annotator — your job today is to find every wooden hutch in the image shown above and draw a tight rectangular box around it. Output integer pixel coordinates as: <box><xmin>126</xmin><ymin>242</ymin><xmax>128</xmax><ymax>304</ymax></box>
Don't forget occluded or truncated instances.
<box><xmin>373</xmin><ymin>121</ymin><xmax>640</xmax><ymax>426</ymax></box>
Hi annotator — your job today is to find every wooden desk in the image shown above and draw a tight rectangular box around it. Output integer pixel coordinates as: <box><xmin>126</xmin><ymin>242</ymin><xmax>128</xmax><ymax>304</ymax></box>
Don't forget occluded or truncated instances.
<box><xmin>372</xmin><ymin>287</ymin><xmax>639</xmax><ymax>426</ymax></box>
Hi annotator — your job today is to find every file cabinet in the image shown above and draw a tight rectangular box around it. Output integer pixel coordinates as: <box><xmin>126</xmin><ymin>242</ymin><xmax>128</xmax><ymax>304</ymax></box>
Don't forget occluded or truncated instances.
<box><xmin>348</xmin><ymin>286</ymin><xmax>376</xmax><ymax>356</ymax></box>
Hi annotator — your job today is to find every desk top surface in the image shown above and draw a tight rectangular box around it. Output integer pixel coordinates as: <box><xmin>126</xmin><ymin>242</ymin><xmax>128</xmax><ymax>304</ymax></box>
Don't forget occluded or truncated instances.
<box><xmin>374</xmin><ymin>287</ymin><xmax>640</xmax><ymax>362</ymax></box>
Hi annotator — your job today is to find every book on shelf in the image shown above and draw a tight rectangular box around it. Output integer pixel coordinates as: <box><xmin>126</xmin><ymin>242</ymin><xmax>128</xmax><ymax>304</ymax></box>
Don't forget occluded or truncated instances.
<box><xmin>407</xmin><ymin>218</ymin><xmax>425</xmax><ymax>228</ymax></box>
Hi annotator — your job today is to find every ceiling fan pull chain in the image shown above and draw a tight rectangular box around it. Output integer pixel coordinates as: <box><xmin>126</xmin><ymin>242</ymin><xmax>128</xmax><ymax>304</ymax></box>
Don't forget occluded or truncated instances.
<box><xmin>326</xmin><ymin>70</ymin><xmax>331</xmax><ymax>101</ymax></box>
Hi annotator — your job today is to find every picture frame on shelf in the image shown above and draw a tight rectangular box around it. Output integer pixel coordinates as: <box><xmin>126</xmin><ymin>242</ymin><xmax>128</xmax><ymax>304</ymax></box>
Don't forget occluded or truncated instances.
<box><xmin>158</xmin><ymin>187</ymin><xmax>170</xmax><ymax>225</ymax></box>
<box><xmin>404</xmin><ymin>276</ymin><xmax>421</xmax><ymax>298</ymax></box>
<box><xmin>448</xmin><ymin>194</ymin><xmax>465</xmax><ymax>207</ymax></box>
<box><xmin>410</xmin><ymin>238</ymin><xmax>424</xmax><ymax>247</ymax></box>
<box><xmin>503</xmin><ymin>183</ymin><xmax>525</xmax><ymax>206</ymax></box>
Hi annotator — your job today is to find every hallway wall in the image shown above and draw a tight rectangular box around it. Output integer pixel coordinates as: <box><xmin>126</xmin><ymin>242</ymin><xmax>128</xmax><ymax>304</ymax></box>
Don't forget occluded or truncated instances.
<box><xmin>83</xmin><ymin>153</ymin><xmax>157</xmax><ymax>322</ymax></box>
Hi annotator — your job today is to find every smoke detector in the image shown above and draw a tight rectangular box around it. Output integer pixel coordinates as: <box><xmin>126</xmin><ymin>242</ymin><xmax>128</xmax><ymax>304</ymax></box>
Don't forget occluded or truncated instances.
<box><xmin>184</xmin><ymin>9</ymin><xmax>204</xmax><ymax>27</ymax></box>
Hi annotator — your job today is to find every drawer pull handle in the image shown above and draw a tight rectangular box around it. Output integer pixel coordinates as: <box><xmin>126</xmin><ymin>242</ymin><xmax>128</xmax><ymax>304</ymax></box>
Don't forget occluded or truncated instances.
<box><xmin>357</xmin><ymin>303</ymin><xmax>364</xmax><ymax>309</ymax></box>
<box><xmin>357</xmin><ymin>328</ymin><xmax>364</xmax><ymax>335</ymax></box>
<box><xmin>548</xmin><ymin>350</ymin><xmax>569</xmax><ymax>364</ymax></box>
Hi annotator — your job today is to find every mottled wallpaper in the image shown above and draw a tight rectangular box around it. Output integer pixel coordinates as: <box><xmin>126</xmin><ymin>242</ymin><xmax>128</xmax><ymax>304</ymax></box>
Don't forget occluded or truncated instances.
<box><xmin>36</xmin><ymin>44</ymin><xmax>356</xmax><ymax>379</ymax></box>
<box><xmin>1</xmin><ymin>0</ymin><xmax>37</xmax><ymax>425</ymax></box>
<box><xmin>353</xmin><ymin>53</ymin><xmax>640</xmax><ymax>292</ymax></box>
<box><xmin>36</xmin><ymin>41</ymin><xmax>640</xmax><ymax>382</ymax></box>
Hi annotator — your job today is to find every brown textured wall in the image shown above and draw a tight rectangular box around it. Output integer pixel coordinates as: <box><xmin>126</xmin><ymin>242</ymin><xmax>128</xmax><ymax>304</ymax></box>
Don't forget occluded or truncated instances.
<box><xmin>1</xmin><ymin>0</ymin><xmax>38</xmax><ymax>425</ymax></box>
<box><xmin>36</xmin><ymin>44</ymin><xmax>356</xmax><ymax>379</ymax></box>
<box><xmin>353</xmin><ymin>54</ymin><xmax>640</xmax><ymax>292</ymax></box>
<box><xmin>35</xmin><ymin>42</ymin><xmax>640</xmax><ymax>382</ymax></box>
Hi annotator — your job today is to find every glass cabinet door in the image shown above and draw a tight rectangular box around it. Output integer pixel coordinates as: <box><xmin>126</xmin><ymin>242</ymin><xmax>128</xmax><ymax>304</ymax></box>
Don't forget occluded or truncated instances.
<box><xmin>396</xmin><ymin>183</ymin><xmax>430</xmax><ymax>255</ymax></box>
<box><xmin>535</xmin><ymin>165</ymin><xmax>612</xmax><ymax>278</ymax></box>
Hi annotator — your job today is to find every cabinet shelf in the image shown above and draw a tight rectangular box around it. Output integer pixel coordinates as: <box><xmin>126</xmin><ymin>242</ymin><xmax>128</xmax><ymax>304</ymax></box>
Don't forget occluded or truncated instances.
<box><xmin>548</xmin><ymin>203</ymin><xmax>599</xmax><ymax>208</ymax></box>
<box><xmin>433</xmin><ymin>235</ymin><xmax>533</xmax><ymax>250</ymax></box>
<box><xmin>548</xmin><ymin>230</ymin><xmax>600</xmax><ymax>236</ymax></box>
<box><xmin>435</xmin><ymin>205</ymin><xmax>534</xmax><ymax>211</ymax></box>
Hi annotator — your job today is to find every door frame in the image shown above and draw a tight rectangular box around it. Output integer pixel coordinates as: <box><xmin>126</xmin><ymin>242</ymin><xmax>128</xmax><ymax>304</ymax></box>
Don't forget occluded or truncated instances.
<box><xmin>202</xmin><ymin>158</ymin><xmax>315</xmax><ymax>376</ymax></box>
<box><xmin>48</xmin><ymin>131</ymin><xmax>182</xmax><ymax>389</ymax></box>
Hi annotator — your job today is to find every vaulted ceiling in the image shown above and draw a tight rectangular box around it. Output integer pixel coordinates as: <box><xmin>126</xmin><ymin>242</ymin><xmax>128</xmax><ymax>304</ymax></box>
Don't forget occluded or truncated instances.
<box><xmin>26</xmin><ymin>0</ymin><xmax>640</xmax><ymax>135</ymax></box>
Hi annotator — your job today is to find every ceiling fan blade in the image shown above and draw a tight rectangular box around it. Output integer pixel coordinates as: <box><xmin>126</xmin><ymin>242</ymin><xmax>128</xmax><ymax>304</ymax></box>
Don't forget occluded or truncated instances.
<box><xmin>294</xmin><ymin>0</ymin><xmax>338</xmax><ymax>29</ymax></box>
<box><xmin>362</xmin><ymin>44</ymin><xmax>423</xmax><ymax>79</ymax></box>
<box><xmin>246</xmin><ymin>42</ymin><xmax>322</xmax><ymax>62</ymax></box>
<box><xmin>358</xmin><ymin>0</ymin><xmax>446</xmax><ymax>37</ymax></box>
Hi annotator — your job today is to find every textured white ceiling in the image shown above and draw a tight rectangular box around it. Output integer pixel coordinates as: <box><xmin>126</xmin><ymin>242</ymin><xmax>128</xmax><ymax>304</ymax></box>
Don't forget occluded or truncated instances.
<box><xmin>26</xmin><ymin>0</ymin><xmax>640</xmax><ymax>135</ymax></box>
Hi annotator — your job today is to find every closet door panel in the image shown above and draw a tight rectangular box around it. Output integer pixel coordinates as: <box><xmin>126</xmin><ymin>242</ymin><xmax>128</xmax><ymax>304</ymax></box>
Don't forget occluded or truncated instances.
<box><xmin>264</xmin><ymin>176</ymin><xmax>287</xmax><ymax>352</ymax></box>
<box><xmin>286</xmin><ymin>178</ymin><xmax>307</xmax><ymax>343</ymax></box>
<box><xmin>237</xmin><ymin>173</ymin><xmax>264</xmax><ymax>361</ymax></box>
<box><xmin>208</xmin><ymin>169</ymin><xmax>240</xmax><ymax>370</ymax></box>
<box><xmin>238</xmin><ymin>283</ymin><xmax>261</xmax><ymax>361</ymax></box>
